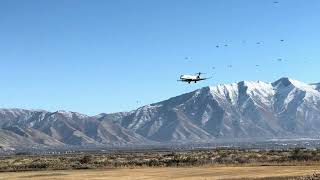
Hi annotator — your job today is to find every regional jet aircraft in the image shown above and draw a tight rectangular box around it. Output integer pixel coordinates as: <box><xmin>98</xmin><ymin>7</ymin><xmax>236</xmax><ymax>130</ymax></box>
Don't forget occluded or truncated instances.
<box><xmin>178</xmin><ymin>72</ymin><xmax>211</xmax><ymax>84</ymax></box>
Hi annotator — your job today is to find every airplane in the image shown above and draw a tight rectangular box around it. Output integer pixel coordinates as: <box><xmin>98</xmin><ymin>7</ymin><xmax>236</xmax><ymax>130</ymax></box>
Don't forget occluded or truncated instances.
<box><xmin>178</xmin><ymin>72</ymin><xmax>211</xmax><ymax>84</ymax></box>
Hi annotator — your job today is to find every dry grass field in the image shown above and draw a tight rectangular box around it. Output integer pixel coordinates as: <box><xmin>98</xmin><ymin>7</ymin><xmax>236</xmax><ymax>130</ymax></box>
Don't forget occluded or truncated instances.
<box><xmin>2</xmin><ymin>148</ymin><xmax>320</xmax><ymax>172</ymax></box>
<box><xmin>0</xmin><ymin>165</ymin><xmax>319</xmax><ymax>180</ymax></box>
<box><xmin>1</xmin><ymin>149</ymin><xmax>320</xmax><ymax>179</ymax></box>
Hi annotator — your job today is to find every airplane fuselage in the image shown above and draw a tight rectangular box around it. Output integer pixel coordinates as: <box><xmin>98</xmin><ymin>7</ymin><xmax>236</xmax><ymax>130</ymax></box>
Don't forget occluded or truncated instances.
<box><xmin>180</xmin><ymin>75</ymin><xmax>202</xmax><ymax>83</ymax></box>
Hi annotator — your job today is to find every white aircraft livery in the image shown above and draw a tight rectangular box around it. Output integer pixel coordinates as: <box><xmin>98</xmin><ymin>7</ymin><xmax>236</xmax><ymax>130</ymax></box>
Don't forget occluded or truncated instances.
<box><xmin>178</xmin><ymin>72</ymin><xmax>211</xmax><ymax>84</ymax></box>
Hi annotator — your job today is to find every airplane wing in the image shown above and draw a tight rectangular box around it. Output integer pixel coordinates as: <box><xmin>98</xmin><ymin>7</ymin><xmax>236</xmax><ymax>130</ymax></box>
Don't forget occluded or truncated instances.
<box><xmin>198</xmin><ymin>77</ymin><xmax>212</xmax><ymax>81</ymax></box>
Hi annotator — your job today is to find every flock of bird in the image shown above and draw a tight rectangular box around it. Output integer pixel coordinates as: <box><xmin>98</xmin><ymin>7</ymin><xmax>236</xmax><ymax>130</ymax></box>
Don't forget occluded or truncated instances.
<box><xmin>184</xmin><ymin>38</ymin><xmax>286</xmax><ymax>71</ymax></box>
<box><xmin>137</xmin><ymin>1</ymin><xmax>312</xmax><ymax>105</ymax></box>
<box><xmin>182</xmin><ymin>1</ymin><xmax>313</xmax><ymax>74</ymax></box>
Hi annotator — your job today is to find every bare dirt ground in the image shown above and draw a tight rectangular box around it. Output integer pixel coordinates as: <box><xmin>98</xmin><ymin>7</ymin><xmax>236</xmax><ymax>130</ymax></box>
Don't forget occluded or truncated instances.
<box><xmin>0</xmin><ymin>165</ymin><xmax>319</xmax><ymax>180</ymax></box>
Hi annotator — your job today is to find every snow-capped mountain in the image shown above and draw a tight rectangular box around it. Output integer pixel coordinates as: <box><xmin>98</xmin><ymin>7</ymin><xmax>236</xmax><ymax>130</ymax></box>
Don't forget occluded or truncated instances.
<box><xmin>1</xmin><ymin>77</ymin><xmax>320</xmax><ymax>149</ymax></box>
<box><xmin>113</xmin><ymin>77</ymin><xmax>320</xmax><ymax>142</ymax></box>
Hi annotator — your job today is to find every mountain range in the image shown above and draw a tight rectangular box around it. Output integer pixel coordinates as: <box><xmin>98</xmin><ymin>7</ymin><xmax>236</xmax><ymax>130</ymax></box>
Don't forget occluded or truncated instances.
<box><xmin>1</xmin><ymin>77</ymin><xmax>320</xmax><ymax>150</ymax></box>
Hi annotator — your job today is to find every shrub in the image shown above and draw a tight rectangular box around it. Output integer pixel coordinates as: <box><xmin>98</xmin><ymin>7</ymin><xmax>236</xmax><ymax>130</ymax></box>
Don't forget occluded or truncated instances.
<box><xmin>27</xmin><ymin>162</ymin><xmax>49</xmax><ymax>169</ymax></box>
<box><xmin>79</xmin><ymin>155</ymin><xmax>93</xmax><ymax>164</ymax></box>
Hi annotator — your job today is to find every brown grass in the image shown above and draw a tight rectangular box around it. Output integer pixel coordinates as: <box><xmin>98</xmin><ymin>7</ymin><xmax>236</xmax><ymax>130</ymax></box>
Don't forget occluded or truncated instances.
<box><xmin>1</xmin><ymin>149</ymin><xmax>320</xmax><ymax>179</ymax></box>
<box><xmin>1</xmin><ymin>149</ymin><xmax>320</xmax><ymax>172</ymax></box>
<box><xmin>0</xmin><ymin>166</ymin><xmax>319</xmax><ymax>180</ymax></box>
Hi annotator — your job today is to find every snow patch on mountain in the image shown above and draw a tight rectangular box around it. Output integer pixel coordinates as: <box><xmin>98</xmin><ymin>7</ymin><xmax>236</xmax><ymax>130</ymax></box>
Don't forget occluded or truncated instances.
<box><xmin>1</xmin><ymin>77</ymin><xmax>320</xmax><ymax>146</ymax></box>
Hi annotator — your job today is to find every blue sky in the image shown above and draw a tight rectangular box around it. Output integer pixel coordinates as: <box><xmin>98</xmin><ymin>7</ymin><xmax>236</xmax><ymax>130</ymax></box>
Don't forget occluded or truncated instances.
<box><xmin>0</xmin><ymin>0</ymin><xmax>319</xmax><ymax>115</ymax></box>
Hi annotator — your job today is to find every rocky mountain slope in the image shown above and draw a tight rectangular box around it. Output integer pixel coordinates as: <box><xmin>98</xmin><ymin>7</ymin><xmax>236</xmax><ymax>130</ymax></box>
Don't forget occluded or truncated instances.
<box><xmin>1</xmin><ymin>77</ymin><xmax>320</xmax><ymax>149</ymax></box>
